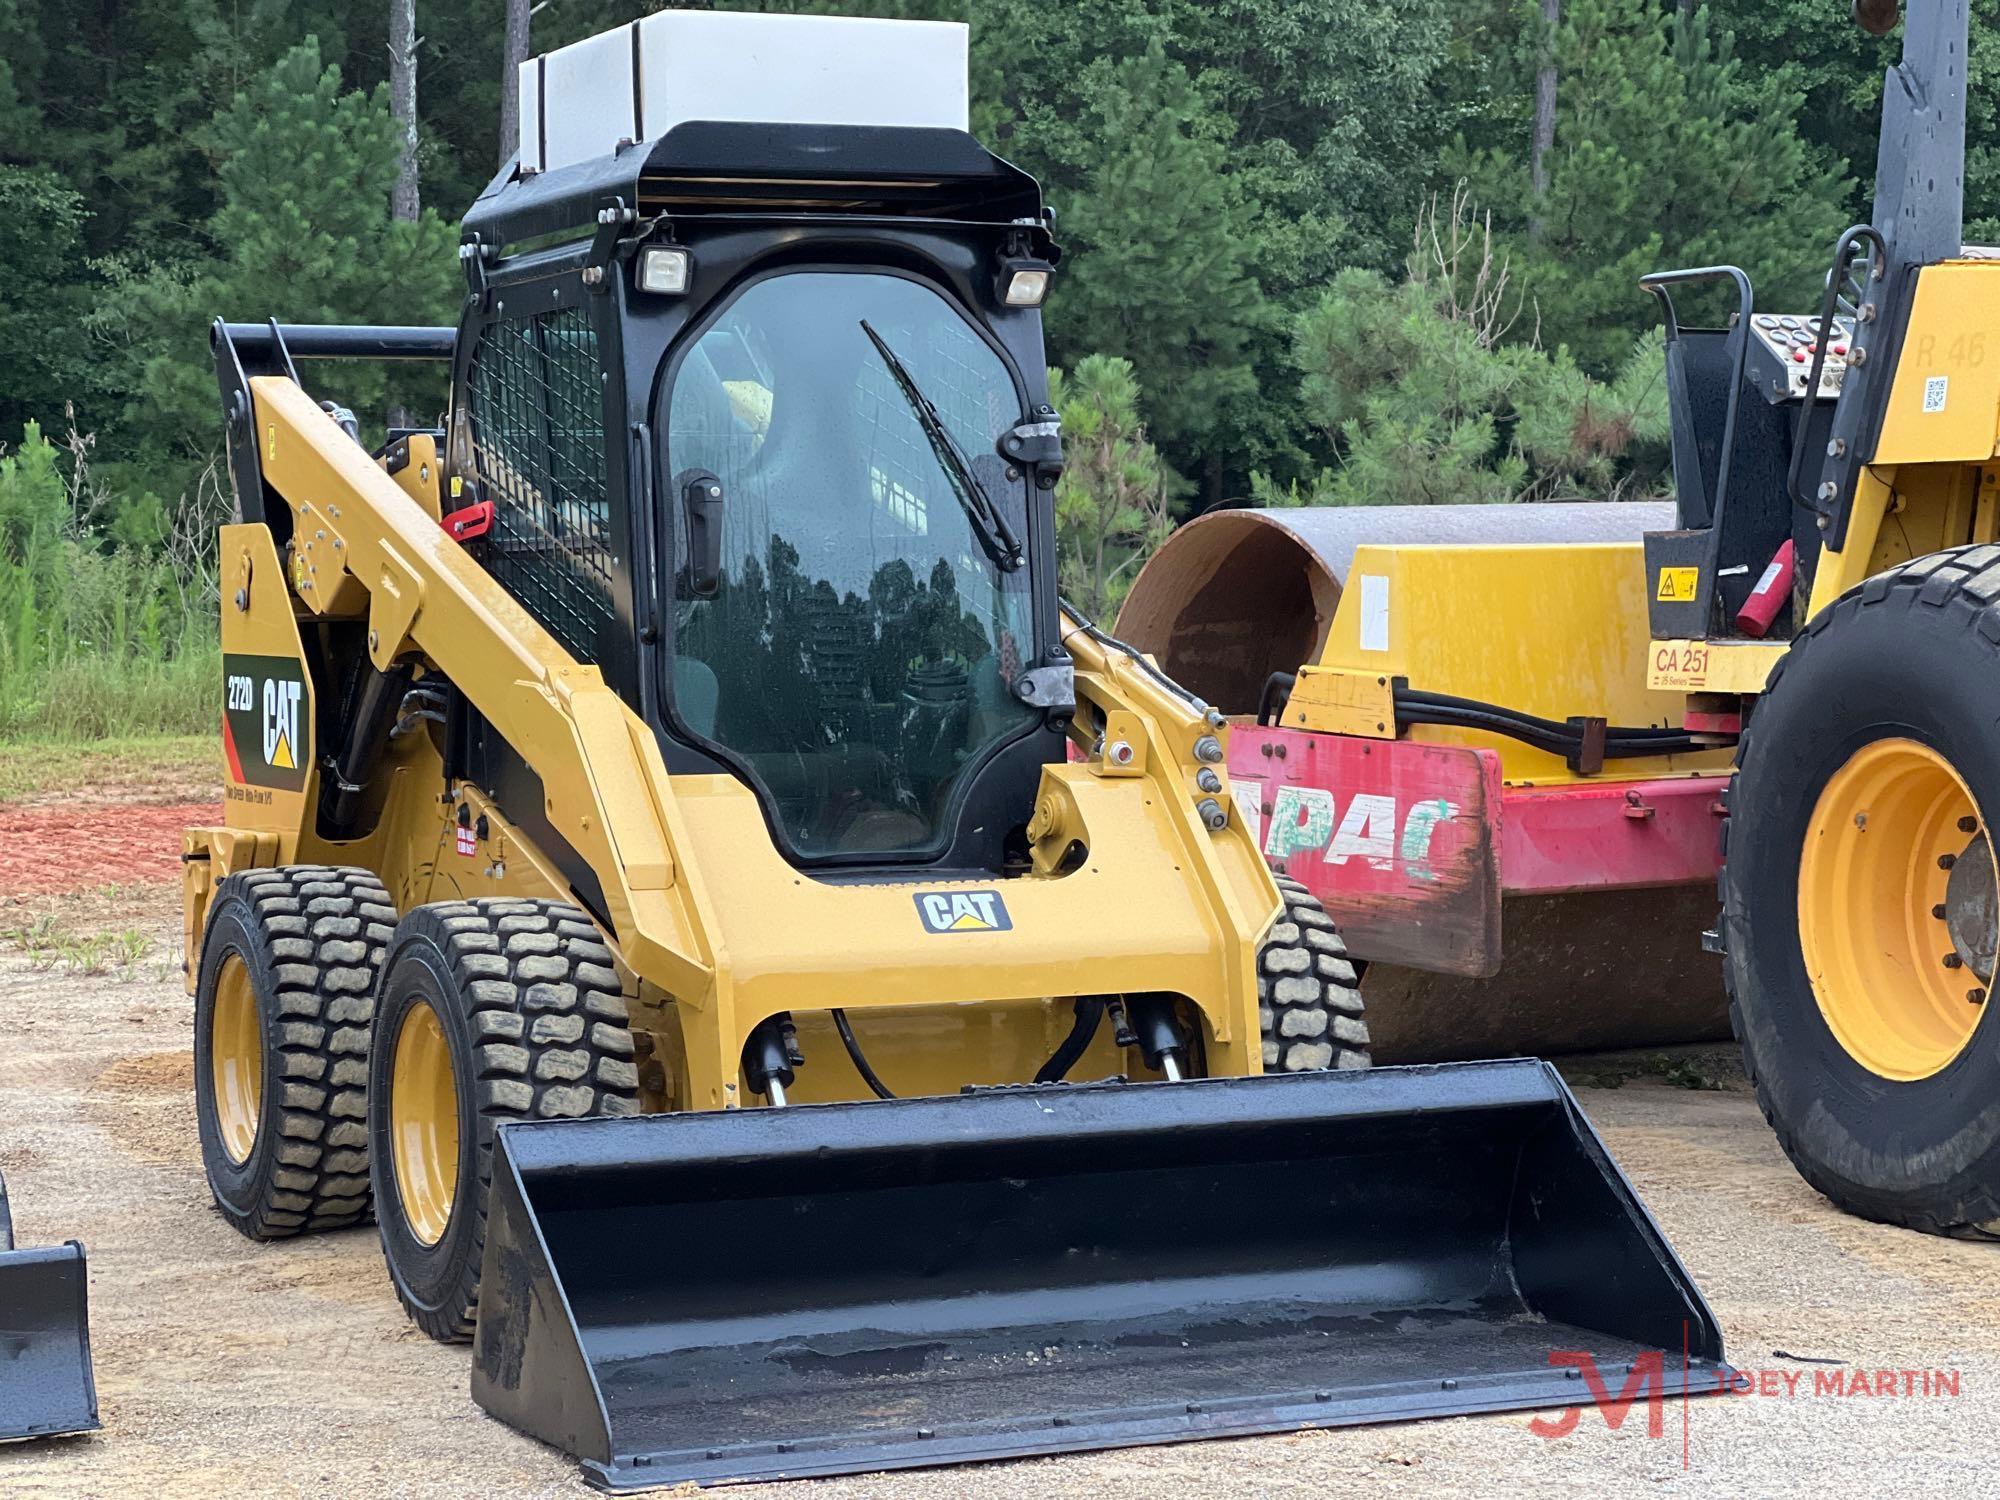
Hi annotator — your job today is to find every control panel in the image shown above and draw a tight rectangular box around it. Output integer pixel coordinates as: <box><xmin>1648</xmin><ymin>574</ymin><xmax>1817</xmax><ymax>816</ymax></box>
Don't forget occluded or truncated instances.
<box><xmin>1745</xmin><ymin>313</ymin><xmax>1853</xmax><ymax>403</ymax></box>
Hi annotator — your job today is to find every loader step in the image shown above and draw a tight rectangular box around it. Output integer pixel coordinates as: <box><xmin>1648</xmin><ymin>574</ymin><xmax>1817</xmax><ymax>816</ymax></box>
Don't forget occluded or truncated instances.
<box><xmin>470</xmin><ymin>1060</ymin><xmax>1726</xmax><ymax>1488</ymax></box>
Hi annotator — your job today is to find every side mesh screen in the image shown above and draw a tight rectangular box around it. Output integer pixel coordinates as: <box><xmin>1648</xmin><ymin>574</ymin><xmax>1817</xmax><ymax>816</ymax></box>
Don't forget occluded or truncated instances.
<box><xmin>465</xmin><ymin>308</ymin><xmax>614</xmax><ymax>662</ymax></box>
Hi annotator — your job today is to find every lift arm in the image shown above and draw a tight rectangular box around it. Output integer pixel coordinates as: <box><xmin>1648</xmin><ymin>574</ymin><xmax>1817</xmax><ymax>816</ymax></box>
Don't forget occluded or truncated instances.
<box><xmin>248</xmin><ymin>375</ymin><xmax>720</xmax><ymax>1001</ymax></box>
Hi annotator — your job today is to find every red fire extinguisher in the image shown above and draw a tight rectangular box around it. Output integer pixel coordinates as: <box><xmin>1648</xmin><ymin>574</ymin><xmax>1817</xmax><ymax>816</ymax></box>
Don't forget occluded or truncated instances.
<box><xmin>1734</xmin><ymin>539</ymin><xmax>1795</xmax><ymax>638</ymax></box>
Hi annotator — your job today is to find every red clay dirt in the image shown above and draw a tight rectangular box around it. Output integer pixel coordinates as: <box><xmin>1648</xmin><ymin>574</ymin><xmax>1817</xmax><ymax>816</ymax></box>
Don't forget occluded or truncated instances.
<box><xmin>0</xmin><ymin>801</ymin><xmax>221</xmax><ymax>897</ymax></box>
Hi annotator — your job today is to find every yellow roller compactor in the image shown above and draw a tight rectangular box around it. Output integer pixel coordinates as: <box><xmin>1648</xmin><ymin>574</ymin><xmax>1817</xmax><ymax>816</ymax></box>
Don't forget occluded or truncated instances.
<box><xmin>180</xmin><ymin>11</ymin><xmax>1720</xmax><ymax>1486</ymax></box>
<box><xmin>1639</xmin><ymin>0</ymin><xmax>2000</xmax><ymax>1237</ymax></box>
<box><xmin>1132</xmin><ymin>0</ymin><xmax>2000</xmax><ymax>1242</ymax></box>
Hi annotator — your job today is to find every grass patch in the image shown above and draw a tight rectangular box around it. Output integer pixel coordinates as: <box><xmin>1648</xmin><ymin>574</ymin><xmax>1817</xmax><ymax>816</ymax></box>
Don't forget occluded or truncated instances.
<box><xmin>2</xmin><ymin>420</ymin><xmax>221</xmax><ymax>742</ymax></box>
<box><xmin>0</xmin><ymin>647</ymin><xmax>219</xmax><ymax>741</ymax></box>
<box><xmin>0</xmin><ymin>733</ymin><xmax>218</xmax><ymax>804</ymax></box>
<box><xmin>3</xmin><ymin>911</ymin><xmax>158</xmax><ymax>982</ymax></box>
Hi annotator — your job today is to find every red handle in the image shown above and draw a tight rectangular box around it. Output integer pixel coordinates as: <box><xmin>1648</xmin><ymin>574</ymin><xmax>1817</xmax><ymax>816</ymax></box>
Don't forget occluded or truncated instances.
<box><xmin>1733</xmin><ymin>538</ymin><xmax>1795</xmax><ymax>638</ymax></box>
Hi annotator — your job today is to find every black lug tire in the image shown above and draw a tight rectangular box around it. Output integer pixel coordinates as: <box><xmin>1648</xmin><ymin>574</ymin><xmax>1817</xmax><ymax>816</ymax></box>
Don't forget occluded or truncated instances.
<box><xmin>193</xmin><ymin>866</ymin><xmax>395</xmax><ymax>1240</ymax></box>
<box><xmin>368</xmin><ymin>898</ymin><xmax>640</xmax><ymax>1343</ymax></box>
<box><xmin>1723</xmin><ymin>546</ymin><xmax>2000</xmax><ymax>1239</ymax></box>
<box><xmin>1259</xmin><ymin>874</ymin><xmax>1371</xmax><ymax>1071</ymax></box>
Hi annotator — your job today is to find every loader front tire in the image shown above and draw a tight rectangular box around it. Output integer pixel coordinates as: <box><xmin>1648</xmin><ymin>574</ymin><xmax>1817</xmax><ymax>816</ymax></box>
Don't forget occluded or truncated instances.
<box><xmin>1724</xmin><ymin>547</ymin><xmax>2000</xmax><ymax>1238</ymax></box>
<box><xmin>193</xmin><ymin>866</ymin><xmax>394</xmax><ymax>1240</ymax></box>
<box><xmin>368</xmin><ymin>899</ymin><xmax>640</xmax><ymax>1343</ymax></box>
<box><xmin>1259</xmin><ymin>875</ymin><xmax>1370</xmax><ymax>1071</ymax></box>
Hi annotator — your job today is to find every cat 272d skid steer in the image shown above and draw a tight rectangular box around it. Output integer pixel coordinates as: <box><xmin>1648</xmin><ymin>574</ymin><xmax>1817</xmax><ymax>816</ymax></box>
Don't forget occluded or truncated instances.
<box><xmin>182</xmin><ymin>11</ymin><xmax>1721</xmax><ymax>1487</ymax></box>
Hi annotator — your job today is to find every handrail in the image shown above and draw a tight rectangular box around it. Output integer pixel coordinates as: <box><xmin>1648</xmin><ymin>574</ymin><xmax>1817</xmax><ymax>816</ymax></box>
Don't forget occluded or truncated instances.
<box><xmin>1787</xmin><ymin>225</ymin><xmax>1887</xmax><ymax>515</ymax></box>
<box><xmin>213</xmin><ymin>322</ymin><xmax>457</xmax><ymax>362</ymax></box>
<box><xmin>1639</xmin><ymin>264</ymin><xmax>1755</xmax><ymax>530</ymax></box>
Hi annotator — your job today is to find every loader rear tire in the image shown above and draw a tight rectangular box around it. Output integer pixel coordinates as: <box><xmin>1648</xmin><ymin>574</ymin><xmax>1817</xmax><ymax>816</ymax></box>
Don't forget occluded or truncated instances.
<box><xmin>368</xmin><ymin>899</ymin><xmax>640</xmax><ymax>1343</ymax></box>
<box><xmin>1259</xmin><ymin>875</ymin><xmax>1370</xmax><ymax>1071</ymax></box>
<box><xmin>193</xmin><ymin>866</ymin><xmax>395</xmax><ymax>1240</ymax></box>
<box><xmin>1723</xmin><ymin>547</ymin><xmax>2000</xmax><ymax>1239</ymax></box>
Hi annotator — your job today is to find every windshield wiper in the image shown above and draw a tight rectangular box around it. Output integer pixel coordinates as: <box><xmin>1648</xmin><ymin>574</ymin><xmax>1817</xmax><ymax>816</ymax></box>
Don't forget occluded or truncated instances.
<box><xmin>859</xmin><ymin>319</ymin><xmax>1024</xmax><ymax>572</ymax></box>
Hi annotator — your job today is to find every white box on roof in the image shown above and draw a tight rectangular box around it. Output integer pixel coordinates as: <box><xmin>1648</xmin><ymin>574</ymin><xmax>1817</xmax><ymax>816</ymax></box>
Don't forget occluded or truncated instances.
<box><xmin>537</xmin><ymin>26</ymin><xmax>638</xmax><ymax>178</ymax></box>
<box><xmin>519</xmin><ymin>11</ymin><xmax>969</xmax><ymax>175</ymax></box>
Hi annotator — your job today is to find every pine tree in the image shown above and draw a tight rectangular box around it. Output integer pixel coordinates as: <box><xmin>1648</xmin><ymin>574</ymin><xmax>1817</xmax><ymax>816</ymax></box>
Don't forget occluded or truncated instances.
<box><xmin>1258</xmin><ymin>188</ymin><xmax>1667</xmax><ymax>506</ymax></box>
<box><xmin>92</xmin><ymin>38</ymin><xmax>462</xmax><ymax>478</ymax></box>
<box><xmin>1051</xmin><ymin>355</ymin><xmax>1173</xmax><ymax>619</ymax></box>
<box><xmin>1458</xmin><ymin>0</ymin><xmax>1849</xmax><ymax>373</ymax></box>
<box><xmin>1051</xmin><ymin>42</ymin><xmax>1273</xmax><ymax>504</ymax></box>
<box><xmin>1723</xmin><ymin>0</ymin><xmax>2000</xmax><ymax>236</ymax></box>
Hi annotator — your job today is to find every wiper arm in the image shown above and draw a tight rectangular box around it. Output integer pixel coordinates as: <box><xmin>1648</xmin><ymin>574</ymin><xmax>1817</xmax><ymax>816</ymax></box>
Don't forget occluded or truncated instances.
<box><xmin>859</xmin><ymin>319</ymin><xmax>1024</xmax><ymax>572</ymax></box>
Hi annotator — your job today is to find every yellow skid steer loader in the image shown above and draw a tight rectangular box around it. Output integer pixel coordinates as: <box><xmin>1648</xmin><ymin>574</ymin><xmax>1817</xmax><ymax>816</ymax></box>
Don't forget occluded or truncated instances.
<box><xmin>182</xmin><ymin>11</ymin><xmax>1722</xmax><ymax>1486</ymax></box>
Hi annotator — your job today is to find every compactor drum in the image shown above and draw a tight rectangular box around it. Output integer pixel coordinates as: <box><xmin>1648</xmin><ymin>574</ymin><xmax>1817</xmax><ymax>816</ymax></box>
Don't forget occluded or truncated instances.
<box><xmin>181</xmin><ymin>10</ymin><xmax>1721</xmax><ymax>1483</ymax></box>
<box><xmin>1120</xmin><ymin>503</ymin><xmax>1735</xmax><ymax>1063</ymax></box>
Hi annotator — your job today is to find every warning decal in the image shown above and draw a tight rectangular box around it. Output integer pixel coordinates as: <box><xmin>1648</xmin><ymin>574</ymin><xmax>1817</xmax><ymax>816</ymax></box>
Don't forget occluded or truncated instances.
<box><xmin>222</xmin><ymin>653</ymin><xmax>311</xmax><ymax>793</ymax></box>
<box><xmin>1656</xmin><ymin>566</ymin><xmax>1699</xmax><ymax>603</ymax></box>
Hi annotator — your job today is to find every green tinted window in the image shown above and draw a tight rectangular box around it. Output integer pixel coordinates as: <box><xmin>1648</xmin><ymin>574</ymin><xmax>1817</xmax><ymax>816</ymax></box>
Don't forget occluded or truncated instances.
<box><xmin>665</xmin><ymin>272</ymin><xmax>1037</xmax><ymax>860</ymax></box>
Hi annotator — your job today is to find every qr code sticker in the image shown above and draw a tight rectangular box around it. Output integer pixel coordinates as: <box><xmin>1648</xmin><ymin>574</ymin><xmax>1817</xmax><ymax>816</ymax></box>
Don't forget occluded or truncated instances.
<box><xmin>1924</xmin><ymin>375</ymin><xmax>1950</xmax><ymax>413</ymax></box>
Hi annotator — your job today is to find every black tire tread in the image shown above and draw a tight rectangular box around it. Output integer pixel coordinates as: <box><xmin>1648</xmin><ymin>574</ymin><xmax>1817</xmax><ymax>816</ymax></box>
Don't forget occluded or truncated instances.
<box><xmin>1722</xmin><ymin>544</ymin><xmax>2000</xmax><ymax>1241</ymax></box>
<box><xmin>205</xmin><ymin>865</ymin><xmax>395</xmax><ymax>1238</ymax></box>
<box><xmin>1258</xmin><ymin>874</ymin><xmax>1370</xmax><ymax>1072</ymax></box>
<box><xmin>379</xmin><ymin>897</ymin><xmax>639</xmax><ymax>1342</ymax></box>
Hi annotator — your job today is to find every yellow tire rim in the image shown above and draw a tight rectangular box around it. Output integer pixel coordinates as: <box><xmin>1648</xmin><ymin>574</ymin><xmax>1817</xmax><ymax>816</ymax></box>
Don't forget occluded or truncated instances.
<box><xmin>210</xmin><ymin>953</ymin><xmax>264</xmax><ymax>1165</ymax></box>
<box><xmin>1799</xmin><ymin>738</ymin><xmax>1994</xmax><ymax>1081</ymax></box>
<box><xmin>390</xmin><ymin>1001</ymin><xmax>461</xmax><ymax>1246</ymax></box>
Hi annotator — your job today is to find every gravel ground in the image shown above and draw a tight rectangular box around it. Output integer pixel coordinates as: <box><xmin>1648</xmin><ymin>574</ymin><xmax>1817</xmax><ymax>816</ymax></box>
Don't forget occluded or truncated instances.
<box><xmin>1</xmin><ymin>882</ymin><xmax>1995</xmax><ymax>1498</ymax></box>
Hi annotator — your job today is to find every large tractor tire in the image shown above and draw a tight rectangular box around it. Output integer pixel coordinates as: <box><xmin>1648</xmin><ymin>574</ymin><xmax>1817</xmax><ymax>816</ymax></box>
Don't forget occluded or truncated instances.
<box><xmin>1260</xmin><ymin>874</ymin><xmax>1370</xmax><ymax>1071</ymax></box>
<box><xmin>193</xmin><ymin>866</ymin><xmax>395</xmax><ymax>1239</ymax></box>
<box><xmin>367</xmin><ymin>899</ymin><xmax>640</xmax><ymax>1342</ymax></box>
<box><xmin>1723</xmin><ymin>547</ymin><xmax>2000</xmax><ymax>1238</ymax></box>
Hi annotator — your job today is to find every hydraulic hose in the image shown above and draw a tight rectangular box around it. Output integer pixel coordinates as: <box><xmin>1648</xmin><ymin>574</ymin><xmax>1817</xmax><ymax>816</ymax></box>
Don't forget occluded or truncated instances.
<box><xmin>1059</xmin><ymin>596</ymin><xmax>1214</xmax><ymax>718</ymax></box>
<box><xmin>830</xmin><ymin>1009</ymin><xmax>896</xmax><ymax>1099</ymax></box>
<box><xmin>1034</xmin><ymin>998</ymin><xmax>1106</xmax><ymax>1084</ymax></box>
<box><xmin>1394</xmin><ymin>687</ymin><xmax>1713</xmax><ymax>758</ymax></box>
<box><xmin>1258</xmin><ymin>672</ymin><xmax>1297</xmax><ymax>726</ymax></box>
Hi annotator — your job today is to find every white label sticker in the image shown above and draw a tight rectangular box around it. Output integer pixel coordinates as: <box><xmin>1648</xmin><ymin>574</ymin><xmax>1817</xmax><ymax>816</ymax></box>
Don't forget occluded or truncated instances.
<box><xmin>1231</xmin><ymin>777</ymin><xmax>1266</xmax><ymax>848</ymax></box>
<box><xmin>1924</xmin><ymin>375</ymin><xmax>1950</xmax><ymax>413</ymax></box>
<box><xmin>1358</xmin><ymin>574</ymin><xmax>1390</xmax><ymax>653</ymax></box>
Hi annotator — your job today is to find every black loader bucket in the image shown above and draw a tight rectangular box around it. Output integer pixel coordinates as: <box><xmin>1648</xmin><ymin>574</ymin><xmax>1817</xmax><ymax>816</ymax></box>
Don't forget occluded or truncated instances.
<box><xmin>472</xmin><ymin>1060</ymin><xmax>1724</xmax><ymax>1490</ymax></box>
<box><xmin>0</xmin><ymin>1168</ymin><xmax>99</xmax><ymax>1444</ymax></box>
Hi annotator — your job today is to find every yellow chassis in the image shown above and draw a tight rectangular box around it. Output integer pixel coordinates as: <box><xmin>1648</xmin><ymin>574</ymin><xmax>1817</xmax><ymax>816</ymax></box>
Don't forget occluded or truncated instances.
<box><xmin>1643</xmin><ymin>259</ymin><xmax>2000</xmax><ymax>694</ymax></box>
<box><xmin>185</xmin><ymin>377</ymin><xmax>1281</xmax><ymax>1109</ymax></box>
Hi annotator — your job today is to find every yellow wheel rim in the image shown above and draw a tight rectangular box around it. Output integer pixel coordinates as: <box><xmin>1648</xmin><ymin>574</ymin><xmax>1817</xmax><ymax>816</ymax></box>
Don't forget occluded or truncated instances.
<box><xmin>390</xmin><ymin>1002</ymin><xmax>461</xmax><ymax>1246</ymax></box>
<box><xmin>1799</xmin><ymin>738</ymin><xmax>1994</xmax><ymax>1081</ymax></box>
<box><xmin>210</xmin><ymin>954</ymin><xmax>263</xmax><ymax>1165</ymax></box>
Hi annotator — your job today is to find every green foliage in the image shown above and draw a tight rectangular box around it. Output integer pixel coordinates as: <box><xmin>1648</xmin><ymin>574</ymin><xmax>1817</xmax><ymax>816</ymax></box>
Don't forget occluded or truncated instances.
<box><xmin>1458</xmin><ymin>0</ymin><xmax>1849</xmax><ymax>372</ymax></box>
<box><xmin>1262</xmin><ymin>268</ymin><xmax>1526</xmax><ymax>505</ymax></box>
<box><xmin>91</xmin><ymin>38</ymin><xmax>460</xmax><ymax>475</ymax></box>
<box><xmin>0</xmin><ymin>168</ymin><xmax>99</xmax><ymax>442</ymax></box>
<box><xmin>1162</xmin><ymin>0</ymin><xmax>1460</xmax><ymax>280</ymax></box>
<box><xmin>0</xmin><ymin>423</ymin><xmax>217</xmax><ymax>741</ymax></box>
<box><xmin>1259</xmin><ymin>191</ymin><xmax>1668</xmax><ymax>506</ymax></box>
<box><xmin>0</xmin><ymin>0</ymin><xmax>1987</xmax><ymax>734</ymax></box>
<box><xmin>1051</xmin><ymin>355</ymin><xmax>1173</xmax><ymax>619</ymax></box>
<box><xmin>1723</xmin><ymin>0</ymin><xmax>2000</xmax><ymax>237</ymax></box>
<box><xmin>1047</xmin><ymin>43</ymin><xmax>1274</xmax><ymax>491</ymax></box>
